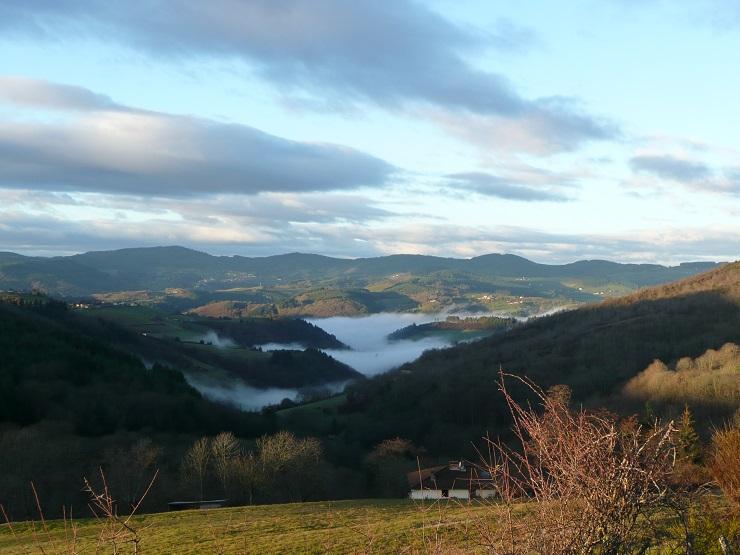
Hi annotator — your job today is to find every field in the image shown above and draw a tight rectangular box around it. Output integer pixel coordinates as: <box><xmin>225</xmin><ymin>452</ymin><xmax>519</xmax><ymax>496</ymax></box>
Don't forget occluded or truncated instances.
<box><xmin>0</xmin><ymin>499</ymin><xmax>490</xmax><ymax>554</ymax></box>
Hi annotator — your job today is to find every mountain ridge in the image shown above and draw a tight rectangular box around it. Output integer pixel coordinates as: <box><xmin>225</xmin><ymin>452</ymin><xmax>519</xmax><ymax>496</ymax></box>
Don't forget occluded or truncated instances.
<box><xmin>0</xmin><ymin>245</ymin><xmax>724</xmax><ymax>297</ymax></box>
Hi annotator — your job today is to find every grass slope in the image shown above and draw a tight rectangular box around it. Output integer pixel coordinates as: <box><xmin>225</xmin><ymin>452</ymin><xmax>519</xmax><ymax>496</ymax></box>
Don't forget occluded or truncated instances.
<box><xmin>0</xmin><ymin>500</ymin><xmax>488</xmax><ymax>554</ymax></box>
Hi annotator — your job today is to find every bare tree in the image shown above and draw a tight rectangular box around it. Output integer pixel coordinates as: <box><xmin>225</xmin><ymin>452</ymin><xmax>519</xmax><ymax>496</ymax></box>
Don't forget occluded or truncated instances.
<box><xmin>211</xmin><ymin>432</ymin><xmax>240</xmax><ymax>498</ymax></box>
<box><xmin>473</xmin><ymin>373</ymin><xmax>676</xmax><ymax>555</ymax></box>
<box><xmin>232</xmin><ymin>451</ymin><xmax>259</xmax><ymax>505</ymax></box>
<box><xmin>256</xmin><ymin>431</ymin><xmax>323</xmax><ymax>502</ymax></box>
<box><xmin>182</xmin><ymin>437</ymin><xmax>211</xmax><ymax>501</ymax></box>
<box><xmin>106</xmin><ymin>438</ymin><xmax>162</xmax><ymax>510</ymax></box>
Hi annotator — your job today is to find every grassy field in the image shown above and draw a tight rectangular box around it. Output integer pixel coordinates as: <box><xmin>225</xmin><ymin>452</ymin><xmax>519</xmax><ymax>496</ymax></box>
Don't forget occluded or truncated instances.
<box><xmin>0</xmin><ymin>499</ymin><xmax>491</xmax><ymax>554</ymax></box>
<box><xmin>79</xmin><ymin>305</ymin><xmax>204</xmax><ymax>340</ymax></box>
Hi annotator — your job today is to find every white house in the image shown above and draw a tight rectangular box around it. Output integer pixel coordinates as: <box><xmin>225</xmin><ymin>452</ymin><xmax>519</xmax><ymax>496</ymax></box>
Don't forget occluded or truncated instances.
<box><xmin>407</xmin><ymin>461</ymin><xmax>496</xmax><ymax>500</ymax></box>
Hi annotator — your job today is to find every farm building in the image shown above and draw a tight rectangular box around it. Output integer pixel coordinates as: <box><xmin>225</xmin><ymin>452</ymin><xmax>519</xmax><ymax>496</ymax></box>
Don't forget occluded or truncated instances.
<box><xmin>407</xmin><ymin>461</ymin><xmax>495</xmax><ymax>500</ymax></box>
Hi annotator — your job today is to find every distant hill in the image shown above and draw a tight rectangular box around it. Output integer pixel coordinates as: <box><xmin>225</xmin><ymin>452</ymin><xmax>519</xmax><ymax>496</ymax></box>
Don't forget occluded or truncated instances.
<box><xmin>0</xmin><ymin>247</ymin><xmax>722</xmax><ymax>316</ymax></box>
<box><xmin>339</xmin><ymin>262</ymin><xmax>740</xmax><ymax>454</ymax></box>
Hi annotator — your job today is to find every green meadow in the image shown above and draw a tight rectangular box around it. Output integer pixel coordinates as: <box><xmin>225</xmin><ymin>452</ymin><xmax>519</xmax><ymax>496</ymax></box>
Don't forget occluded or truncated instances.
<box><xmin>0</xmin><ymin>499</ymin><xmax>490</xmax><ymax>554</ymax></box>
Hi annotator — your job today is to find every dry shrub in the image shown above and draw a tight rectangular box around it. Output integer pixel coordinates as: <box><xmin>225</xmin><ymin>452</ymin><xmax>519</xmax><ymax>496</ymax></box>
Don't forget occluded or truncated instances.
<box><xmin>474</xmin><ymin>373</ymin><xmax>676</xmax><ymax>555</ymax></box>
<box><xmin>709</xmin><ymin>422</ymin><xmax>740</xmax><ymax>513</ymax></box>
<box><xmin>84</xmin><ymin>468</ymin><xmax>158</xmax><ymax>554</ymax></box>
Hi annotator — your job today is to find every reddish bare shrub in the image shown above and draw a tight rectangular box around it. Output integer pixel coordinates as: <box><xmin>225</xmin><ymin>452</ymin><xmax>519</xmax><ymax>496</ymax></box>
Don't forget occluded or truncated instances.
<box><xmin>474</xmin><ymin>373</ymin><xmax>676</xmax><ymax>554</ymax></box>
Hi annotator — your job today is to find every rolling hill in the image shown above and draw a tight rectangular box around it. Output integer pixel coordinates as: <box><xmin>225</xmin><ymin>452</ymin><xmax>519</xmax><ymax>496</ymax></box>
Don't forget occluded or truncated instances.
<box><xmin>0</xmin><ymin>246</ymin><xmax>722</xmax><ymax>317</ymax></box>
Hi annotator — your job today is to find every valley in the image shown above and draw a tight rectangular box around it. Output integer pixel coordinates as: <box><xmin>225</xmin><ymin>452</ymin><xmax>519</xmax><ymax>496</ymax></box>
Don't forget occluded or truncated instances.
<box><xmin>1</xmin><ymin>254</ymin><xmax>738</xmax><ymax>548</ymax></box>
<box><xmin>4</xmin><ymin>6</ymin><xmax>740</xmax><ymax>550</ymax></box>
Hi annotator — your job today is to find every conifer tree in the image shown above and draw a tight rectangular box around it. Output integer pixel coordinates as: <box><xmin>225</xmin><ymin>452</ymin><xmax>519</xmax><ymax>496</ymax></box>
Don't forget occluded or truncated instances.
<box><xmin>677</xmin><ymin>405</ymin><xmax>702</xmax><ymax>463</ymax></box>
<box><xmin>640</xmin><ymin>401</ymin><xmax>657</xmax><ymax>429</ymax></box>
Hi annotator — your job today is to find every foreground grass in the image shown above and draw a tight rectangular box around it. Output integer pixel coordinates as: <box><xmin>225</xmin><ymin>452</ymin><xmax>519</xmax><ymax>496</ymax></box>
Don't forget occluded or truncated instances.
<box><xmin>0</xmin><ymin>499</ymin><xmax>492</xmax><ymax>554</ymax></box>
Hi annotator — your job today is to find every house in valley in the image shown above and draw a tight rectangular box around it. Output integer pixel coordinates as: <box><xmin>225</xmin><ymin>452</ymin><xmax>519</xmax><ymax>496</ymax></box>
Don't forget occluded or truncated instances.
<box><xmin>407</xmin><ymin>460</ymin><xmax>496</xmax><ymax>500</ymax></box>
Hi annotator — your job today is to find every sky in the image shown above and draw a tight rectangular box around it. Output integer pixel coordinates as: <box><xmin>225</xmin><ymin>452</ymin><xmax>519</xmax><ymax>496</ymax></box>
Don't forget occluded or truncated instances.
<box><xmin>0</xmin><ymin>0</ymin><xmax>738</xmax><ymax>264</ymax></box>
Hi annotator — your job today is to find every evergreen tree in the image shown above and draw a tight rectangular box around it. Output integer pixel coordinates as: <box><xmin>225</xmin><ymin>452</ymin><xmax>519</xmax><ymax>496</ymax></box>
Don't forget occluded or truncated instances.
<box><xmin>676</xmin><ymin>405</ymin><xmax>702</xmax><ymax>463</ymax></box>
<box><xmin>640</xmin><ymin>401</ymin><xmax>657</xmax><ymax>429</ymax></box>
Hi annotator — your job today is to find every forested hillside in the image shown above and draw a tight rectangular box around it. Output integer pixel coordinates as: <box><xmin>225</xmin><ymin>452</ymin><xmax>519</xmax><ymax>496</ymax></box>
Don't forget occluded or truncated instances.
<box><xmin>0</xmin><ymin>300</ymin><xmax>265</xmax><ymax>436</ymax></box>
<box><xmin>0</xmin><ymin>299</ymin><xmax>356</xmax><ymax>519</ymax></box>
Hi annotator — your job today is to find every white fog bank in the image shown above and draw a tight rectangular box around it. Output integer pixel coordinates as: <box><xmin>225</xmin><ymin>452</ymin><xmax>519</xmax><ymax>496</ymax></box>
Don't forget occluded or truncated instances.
<box><xmin>306</xmin><ymin>313</ymin><xmax>456</xmax><ymax>376</ymax></box>
<box><xmin>185</xmin><ymin>374</ymin><xmax>348</xmax><ymax>411</ymax></box>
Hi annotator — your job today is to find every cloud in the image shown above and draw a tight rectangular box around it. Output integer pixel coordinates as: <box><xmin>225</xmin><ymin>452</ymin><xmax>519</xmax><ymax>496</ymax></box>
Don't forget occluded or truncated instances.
<box><xmin>630</xmin><ymin>154</ymin><xmax>711</xmax><ymax>182</ymax></box>
<box><xmin>0</xmin><ymin>76</ymin><xmax>123</xmax><ymax>111</ymax></box>
<box><xmin>432</xmin><ymin>98</ymin><xmax>617</xmax><ymax>155</ymax></box>
<box><xmin>0</xmin><ymin>1</ymin><xmax>615</xmax><ymax>154</ymax></box>
<box><xmin>1</xmin><ymin>208</ymin><xmax>738</xmax><ymax>264</ymax></box>
<box><xmin>0</xmin><ymin>188</ymin><xmax>399</xmax><ymax>257</ymax></box>
<box><xmin>629</xmin><ymin>153</ymin><xmax>740</xmax><ymax>195</ymax></box>
<box><xmin>0</xmin><ymin>78</ymin><xmax>394</xmax><ymax>196</ymax></box>
<box><xmin>103</xmin><ymin>191</ymin><xmax>396</xmax><ymax>225</ymax></box>
<box><xmin>444</xmin><ymin>172</ymin><xmax>571</xmax><ymax>201</ymax></box>
<box><xmin>334</xmin><ymin>222</ymin><xmax>740</xmax><ymax>264</ymax></box>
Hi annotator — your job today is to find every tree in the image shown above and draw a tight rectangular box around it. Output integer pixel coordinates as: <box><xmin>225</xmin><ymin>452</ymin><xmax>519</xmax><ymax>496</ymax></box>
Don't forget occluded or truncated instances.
<box><xmin>232</xmin><ymin>452</ymin><xmax>258</xmax><ymax>505</ymax></box>
<box><xmin>106</xmin><ymin>438</ymin><xmax>161</xmax><ymax>510</ymax></box>
<box><xmin>182</xmin><ymin>437</ymin><xmax>211</xmax><ymax>501</ymax></box>
<box><xmin>256</xmin><ymin>431</ymin><xmax>324</xmax><ymax>502</ymax></box>
<box><xmin>676</xmin><ymin>405</ymin><xmax>702</xmax><ymax>464</ymax></box>
<box><xmin>211</xmin><ymin>432</ymin><xmax>240</xmax><ymax>497</ymax></box>
<box><xmin>365</xmin><ymin>437</ymin><xmax>420</xmax><ymax>498</ymax></box>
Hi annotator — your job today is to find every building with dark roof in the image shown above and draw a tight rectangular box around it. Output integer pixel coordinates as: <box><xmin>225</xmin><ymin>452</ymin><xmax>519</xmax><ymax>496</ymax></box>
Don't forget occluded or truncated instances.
<box><xmin>407</xmin><ymin>461</ymin><xmax>496</xmax><ymax>500</ymax></box>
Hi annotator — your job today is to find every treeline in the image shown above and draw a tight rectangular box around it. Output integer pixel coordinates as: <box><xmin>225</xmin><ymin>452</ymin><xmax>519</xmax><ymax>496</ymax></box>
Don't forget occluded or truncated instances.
<box><xmin>202</xmin><ymin>317</ymin><xmax>347</xmax><ymax>349</ymax></box>
<box><xmin>180</xmin><ymin>431</ymin><xmax>346</xmax><ymax>505</ymax></box>
<box><xmin>387</xmin><ymin>315</ymin><xmax>516</xmax><ymax>340</ymax></box>
<box><xmin>154</xmin><ymin>339</ymin><xmax>359</xmax><ymax>389</ymax></box>
<box><xmin>0</xmin><ymin>426</ymin><xmax>403</xmax><ymax>520</ymax></box>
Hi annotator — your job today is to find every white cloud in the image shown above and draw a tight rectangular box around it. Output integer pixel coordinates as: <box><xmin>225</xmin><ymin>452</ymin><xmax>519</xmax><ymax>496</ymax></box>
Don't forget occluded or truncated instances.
<box><xmin>0</xmin><ymin>1</ymin><xmax>615</xmax><ymax>155</ymax></box>
<box><xmin>0</xmin><ymin>78</ymin><xmax>394</xmax><ymax>196</ymax></box>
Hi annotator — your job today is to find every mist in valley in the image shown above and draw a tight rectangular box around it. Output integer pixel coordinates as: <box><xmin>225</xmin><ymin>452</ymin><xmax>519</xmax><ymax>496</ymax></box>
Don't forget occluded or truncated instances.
<box><xmin>188</xmin><ymin>309</ymin><xmax>573</xmax><ymax>409</ymax></box>
<box><xmin>306</xmin><ymin>312</ymin><xmax>454</xmax><ymax>376</ymax></box>
<box><xmin>198</xmin><ymin>330</ymin><xmax>237</xmax><ymax>348</ymax></box>
<box><xmin>185</xmin><ymin>373</ymin><xmax>349</xmax><ymax>411</ymax></box>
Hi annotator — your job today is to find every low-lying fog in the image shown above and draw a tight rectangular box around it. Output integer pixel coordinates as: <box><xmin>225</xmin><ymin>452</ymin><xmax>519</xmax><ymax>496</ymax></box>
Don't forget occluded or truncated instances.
<box><xmin>190</xmin><ymin>313</ymin><xmax>459</xmax><ymax>410</ymax></box>
<box><xmin>186</xmin><ymin>374</ymin><xmax>349</xmax><ymax>411</ymax></box>
<box><xmin>198</xmin><ymin>330</ymin><xmax>237</xmax><ymax>348</ymax></box>
<box><xmin>305</xmin><ymin>312</ymin><xmax>455</xmax><ymax>376</ymax></box>
<box><xmin>191</xmin><ymin>309</ymin><xmax>570</xmax><ymax>410</ymax></box>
